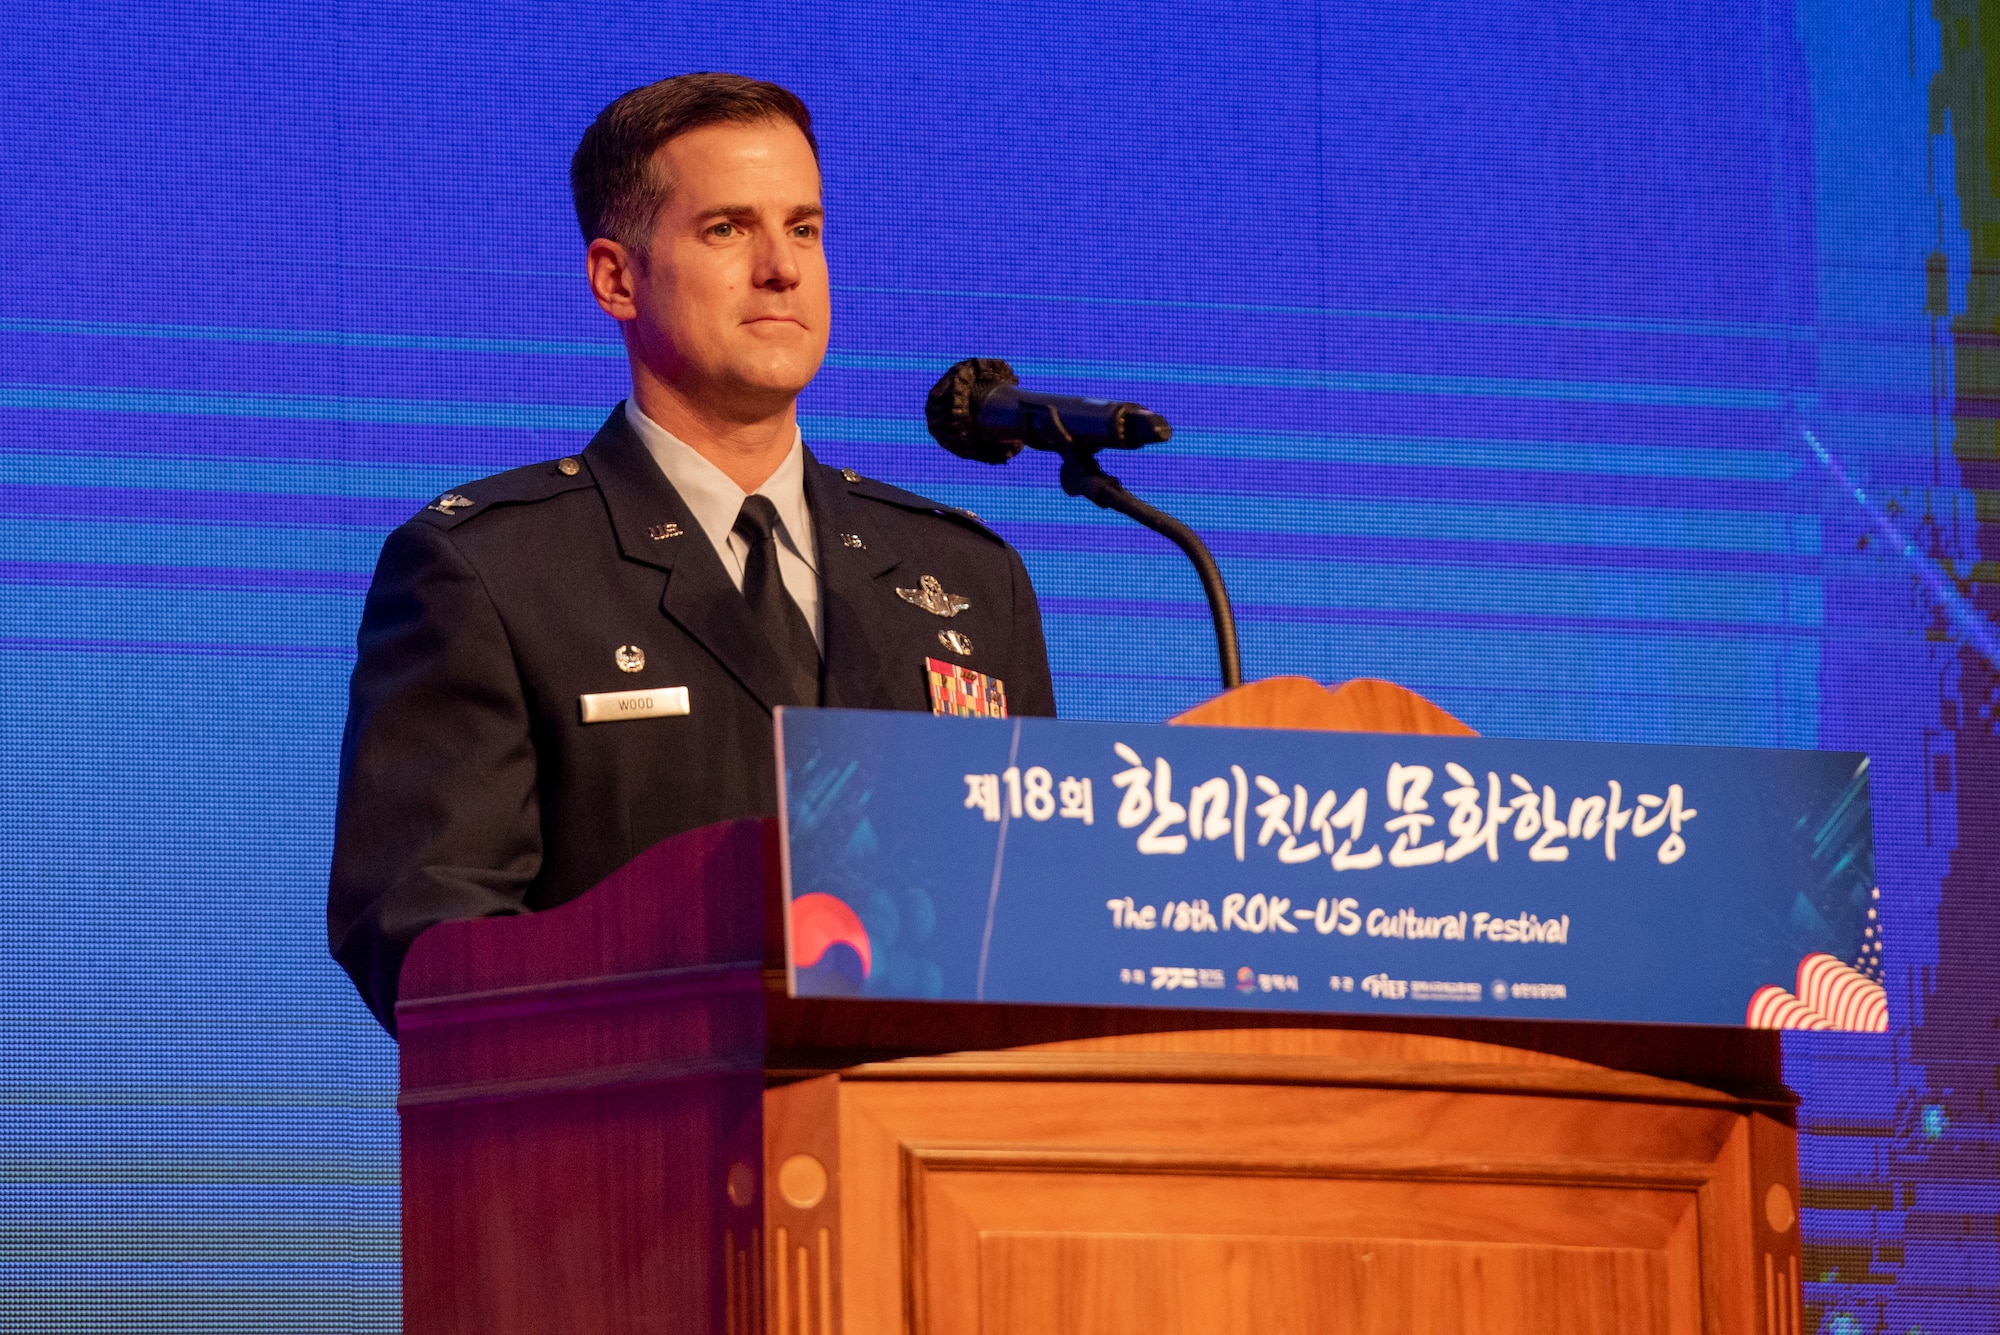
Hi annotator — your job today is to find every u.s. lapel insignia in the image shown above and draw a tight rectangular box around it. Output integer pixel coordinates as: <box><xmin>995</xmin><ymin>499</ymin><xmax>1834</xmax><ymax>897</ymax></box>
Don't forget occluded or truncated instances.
<box><xmin>897</xmin><ymin>574</ymin><xmax>971</xmax><ymax>618</ymax></box>
<box><xmin>429</xmin><ymin>492</ymin><xmax>473</xmax><ymax>515</ymax></box>
<box><xmin>648</xmin><ymin>522</ymin><xmax>683</xmax><ymax>541</ymax></box>
<box><xmin>839</xmin><ymin>532</ymin><xmax>865</xmax><ymax>549</ymax></box>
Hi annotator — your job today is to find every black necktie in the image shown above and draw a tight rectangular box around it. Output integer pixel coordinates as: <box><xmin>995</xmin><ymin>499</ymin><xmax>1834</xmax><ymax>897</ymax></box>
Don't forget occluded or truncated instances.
<box><xmin>732</xmin><ymin>495</ymin><xmax>821</xmax><ymax>707</ymax></box>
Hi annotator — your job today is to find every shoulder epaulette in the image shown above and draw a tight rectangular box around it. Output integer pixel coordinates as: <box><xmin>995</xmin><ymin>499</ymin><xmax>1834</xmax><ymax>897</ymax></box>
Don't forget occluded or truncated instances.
<box><xmin>835</xmin><ymin>467</ymin><xmax>1006</xmax><ymax>545</ymax></box>
<box><xmin>411</xmin><ymin>454</ymin><xmax>595</xmax><ymax>530</ymax></box>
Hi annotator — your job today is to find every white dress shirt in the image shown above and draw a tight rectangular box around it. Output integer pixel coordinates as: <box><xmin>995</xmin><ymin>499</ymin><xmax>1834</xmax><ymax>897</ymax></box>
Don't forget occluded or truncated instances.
<box><xmin>625</xmin><ymin>400</ymin><xmax>821</xmax><ymax>648</ymax></box>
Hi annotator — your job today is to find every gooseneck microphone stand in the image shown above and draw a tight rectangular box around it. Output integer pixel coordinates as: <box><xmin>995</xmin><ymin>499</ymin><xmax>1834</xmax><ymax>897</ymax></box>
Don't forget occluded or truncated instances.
<box><xmin>1026</xmin><ymin>402</ymin><xmax>1243</xmax><ymax>691</ymax></box>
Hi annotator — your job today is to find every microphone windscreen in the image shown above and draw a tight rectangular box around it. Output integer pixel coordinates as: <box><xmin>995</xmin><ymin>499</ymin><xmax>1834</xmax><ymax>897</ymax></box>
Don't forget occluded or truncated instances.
<box><xmin>926</xmin><ymin>358</ymin><xmax>1023</xmax><ymax>464</ymax></box>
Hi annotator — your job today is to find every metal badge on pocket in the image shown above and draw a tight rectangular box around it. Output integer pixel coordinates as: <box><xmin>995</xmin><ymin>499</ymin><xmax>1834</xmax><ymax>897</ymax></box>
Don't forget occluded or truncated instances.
<box><xmin>897</xmin><ymin>575</ymin><xmax>970</xmax><ymax>617</ymax></box>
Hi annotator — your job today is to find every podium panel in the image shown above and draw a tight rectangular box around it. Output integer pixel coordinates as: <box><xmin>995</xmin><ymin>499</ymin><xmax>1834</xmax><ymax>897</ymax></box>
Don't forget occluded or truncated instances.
<box><xmin>760</xmin><ymin>1029</ymin><xmax>1798</xmax><ymax>1335</ymax></box>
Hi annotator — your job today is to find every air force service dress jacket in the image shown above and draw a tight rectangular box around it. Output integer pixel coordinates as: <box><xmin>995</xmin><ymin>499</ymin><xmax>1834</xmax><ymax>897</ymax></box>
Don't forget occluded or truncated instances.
<box><xmin>329</xmin><ymin>405</ymin><xmax>1056</xmax><ymax>1033</ymax></box>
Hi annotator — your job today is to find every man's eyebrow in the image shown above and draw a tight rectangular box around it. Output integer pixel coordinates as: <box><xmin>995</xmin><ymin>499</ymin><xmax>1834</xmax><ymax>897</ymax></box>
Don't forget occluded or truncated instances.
<box><xmin>692</xmin><ymin>203</ymin><xmax>825</xmax><ymax>224</ymax></box>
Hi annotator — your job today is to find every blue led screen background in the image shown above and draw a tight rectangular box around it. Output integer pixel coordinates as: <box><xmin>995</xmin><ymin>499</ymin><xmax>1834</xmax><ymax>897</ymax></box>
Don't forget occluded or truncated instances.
<box><xmin>1</xmin><ymin>1</ymin><xmax>1994</xmax><ymax>1330</ymax></box>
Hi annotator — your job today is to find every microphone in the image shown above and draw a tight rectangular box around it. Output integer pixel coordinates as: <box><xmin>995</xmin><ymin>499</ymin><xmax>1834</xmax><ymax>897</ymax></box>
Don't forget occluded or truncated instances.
<box><xmin>925</xmin><ymin>358</ymin><xmax>1172</xmax><ymax>465</ymax></box>
<box><xmin>919</xmin><ymin>356</ymin><xmax>1241</xmax><ymax>692</ymax></box>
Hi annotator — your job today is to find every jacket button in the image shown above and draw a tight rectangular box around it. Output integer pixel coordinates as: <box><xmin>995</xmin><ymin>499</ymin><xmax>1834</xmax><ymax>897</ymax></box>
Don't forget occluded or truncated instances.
<box><xmin>557</xmin><ymin>458</ymin><xmax>581</xmax><ymax>476</ymax></box>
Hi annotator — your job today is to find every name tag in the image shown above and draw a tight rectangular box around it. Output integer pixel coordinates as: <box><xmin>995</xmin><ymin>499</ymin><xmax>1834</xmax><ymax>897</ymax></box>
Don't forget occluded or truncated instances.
<box><xmin>579</xmin><ymin>686</ymin><xmax>690</xmax><ymax>724</ymax></box>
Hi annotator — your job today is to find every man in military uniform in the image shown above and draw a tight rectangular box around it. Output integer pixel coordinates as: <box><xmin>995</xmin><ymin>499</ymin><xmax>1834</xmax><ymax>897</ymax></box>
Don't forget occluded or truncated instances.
<box><xmin>329</xmin><ymin>73</ymin><xmax>1055</xmax><ymax>1033</ymax></box>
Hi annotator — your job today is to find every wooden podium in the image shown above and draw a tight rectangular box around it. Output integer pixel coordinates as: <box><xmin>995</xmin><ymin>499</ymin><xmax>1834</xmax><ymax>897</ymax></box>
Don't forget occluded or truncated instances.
<box><xmin>396</xmin><ymin>681</ymin><xmax>1807</xmax><ymax>1334</ymax></box>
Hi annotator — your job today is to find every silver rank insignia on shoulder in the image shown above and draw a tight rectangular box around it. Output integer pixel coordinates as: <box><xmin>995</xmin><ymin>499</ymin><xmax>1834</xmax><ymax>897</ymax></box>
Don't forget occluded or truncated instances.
<box><xmin>430</xmin><ymin>492</ymin><xmax>473</xmax><ymax>515</ymax></box>
<box><xmin>938</xmin><ymin>628</ymin><xmax>974</xmax><ymax>656</ymax></box>
<box><xmin>897</xmin><ymin>574</ymin><xmax>971</xmax><ymax>617</ymax></box>
<box><xmin>648</xmin><ymin>522</ymin><xmax>683</xmax><ymax>541</ymax></box>
<box><xmin>615</xmin><ymin>644</ymin><xmax>645</xmax><ymax>673</ymax></box>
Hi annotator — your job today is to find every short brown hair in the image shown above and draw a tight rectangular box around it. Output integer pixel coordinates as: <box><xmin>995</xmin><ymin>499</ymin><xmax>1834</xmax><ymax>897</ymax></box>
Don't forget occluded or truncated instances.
<box><xmin>570</xmin><ymin>73</ymin><xmax>818</xmax><ymax>254</ymax></box>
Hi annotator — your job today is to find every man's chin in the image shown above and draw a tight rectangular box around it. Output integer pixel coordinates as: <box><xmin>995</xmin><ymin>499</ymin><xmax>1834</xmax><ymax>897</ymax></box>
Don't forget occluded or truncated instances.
<box><xmin>706</xmin><ymin>361</ymin><xmax>824</xmax><ymax>419</ymax></box>
<box><xmin>737</xmin><ymin>335</ymin><xmax>823</xmax><ymax>374</ymax></box>
<box><xmin>726</xmin><ymin>351</ymin><xmax>826</xmax><ymax>398</ymax></box>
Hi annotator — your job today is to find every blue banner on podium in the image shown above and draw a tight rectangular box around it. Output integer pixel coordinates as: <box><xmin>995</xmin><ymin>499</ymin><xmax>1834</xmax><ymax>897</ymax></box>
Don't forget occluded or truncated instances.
<box><xmin>776</xmin><ymin>709</ymin><xmax>1883</xmax><ymax>1030</ymax></box>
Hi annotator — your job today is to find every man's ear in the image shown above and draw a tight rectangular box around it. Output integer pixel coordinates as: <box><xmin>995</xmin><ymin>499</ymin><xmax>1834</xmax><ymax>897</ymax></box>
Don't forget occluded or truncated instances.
<box><xmin>586</xmin><ymin>238</ymin><xmax>641</xmax><ymax>322</ymax></box>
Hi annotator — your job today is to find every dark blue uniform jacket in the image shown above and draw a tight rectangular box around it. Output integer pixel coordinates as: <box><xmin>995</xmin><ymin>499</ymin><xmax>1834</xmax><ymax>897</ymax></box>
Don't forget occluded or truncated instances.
<box><xmin>328</xmin><ymin>405</ymin><xmax>1055</xmax><ymax>1032</ymax></box>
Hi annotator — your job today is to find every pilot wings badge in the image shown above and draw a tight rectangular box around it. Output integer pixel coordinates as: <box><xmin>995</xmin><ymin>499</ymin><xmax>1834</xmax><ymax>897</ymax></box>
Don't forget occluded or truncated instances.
<box><xmin>896</xmin><ymin>574</ymin><xmax>971</xmax><ymax>618</ymax></box>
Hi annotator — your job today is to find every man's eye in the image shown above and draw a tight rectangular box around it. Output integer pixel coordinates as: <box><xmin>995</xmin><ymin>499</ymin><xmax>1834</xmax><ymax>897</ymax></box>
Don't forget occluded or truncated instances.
<box><xmin>710</xmin><ymin>222</ymin><xmax>735</xmax><ymax>237</ymax></box>
<box><xmin>794</xmin><ymin>225</ymin><xmax>818</xmax><ymax>239</ymax></box>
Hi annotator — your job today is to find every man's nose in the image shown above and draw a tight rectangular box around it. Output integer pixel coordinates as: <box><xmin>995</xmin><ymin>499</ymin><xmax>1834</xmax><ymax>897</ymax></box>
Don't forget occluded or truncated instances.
<box><xmin>753</xmin><ymin>233</ymin><xmax>801</xmax><ymax>289</ymax></box>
